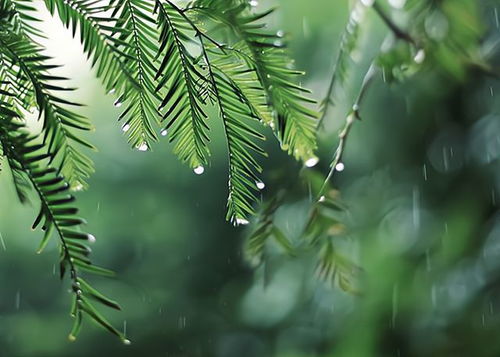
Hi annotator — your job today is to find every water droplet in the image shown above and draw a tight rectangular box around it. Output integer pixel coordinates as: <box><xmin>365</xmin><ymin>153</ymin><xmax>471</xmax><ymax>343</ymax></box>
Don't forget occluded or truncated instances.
<box><xmin>108</xmin><ymin>88</ymin><xmax>116</xmax><ymax>94</ymax></box>
<box><xmin>68</xmin><ymin>334</ymin><xmax>77</xmax><ymax>342</ymax></box>
<box><xmin>235</xmin><ymin>218</ymin><xmax>250</xmax><ymax>226</ymax></box>
<box><xmin>256</xmin><ymin>181</ymin><xmax>265</xmax><ymax>190</ymax></box>
<box><xmin>122</xmin><ymin>339</ymin><xmax>131</xmax><ymax>345</ymax></box>
<box><xmin>193</xmin><ymin>166</ymin><xmax>205</xmax><ymax>175</ymax></box>
<box><xmin>318</xmin><ymin>195</ymin><xmax>325</xmax><ymax>202</ymax></box>
<box><xmin>249</xmin><ymin>0</ymin><xmax>258</xmax><ymax>6</ymax></box>
<box><xmin>361</xmin><ymin>0</ymin><xmax>375</xmax><ymax>7</ymax></box>
<box><xmin>277</xmin><ymin>30</ymin><xmax>284</xmax><ymax>37</ymax></box>
<box><xmin>72</xmin><ymin>182</ymin><xmax>84</xmax><ymax>191</ymax></box>
<box><xmin>122</xmin><ymin>124</ymin><xmax>131</xmax><ymax>132</ymax></box>
<box><xmin>335</xmin><ymin>162</ymin><xmax>345</xmax><ymax>172</ymax></box>
<box><xmin>114</xmin><ymin>100</ymin><xmax>123</xmax><ymax>107</ymax></box>
<box><xmin>88</xmin><ymin>234</ymin><xmax>96</xmax><ymax>243</ymax></box>
<box><xmin>305</xmin><ymin>156</ymin><xmax>319</xmax><ymax>168</ymax></box>
<box><xmin>388</xmin><ymin>0</ymin><xmax>406</xmax><ymax>9</ymax></box>
<box><xmin>136</xmin><ymin>143</ymin><xmax>148</xmax><ymax>152</ymax></box>
<box><xmin>414</xmin><ymin>49</ymin><xmax>426</xmax><ymax>64</ymax></box>
<box><xmin>160</xmin><ymin>129</ymin><xmax>168</xmax><ymax>136</ymax></box>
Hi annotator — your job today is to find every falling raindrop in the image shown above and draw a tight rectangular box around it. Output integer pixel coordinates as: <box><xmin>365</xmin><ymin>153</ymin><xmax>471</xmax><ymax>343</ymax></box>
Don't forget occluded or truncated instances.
<box><xmin>495</xmin><ymin>8</ymin><xmax>499</xmax><ymax>28</ymax></box>
<box><xmin>137</xmin><ymin>143</ymin><xmax>148</xmax><ymax>152</ymax></box>
<box><xmin>194</xmin><ymin>166</ymin><xmax>205</xmax><ymax>175</ymax></box>
<box><xmin>414</xmin><ymin>49</ymin><xmax>426</xmax><ymax>64</ymax></box>
<box><xmin>426</xmin><ymin>249</ymin><xmax>432</xmax><ymax>271</ymax></box>
<box><xmin>412</xmin><ymin>186</ymin><xmax>420</xmax><ymax>231</ymax></box>
<box><xmin>256</xmin><ymin>181</ymin><xmax>265</xmax><ymax>190</ymax></box>
<box><xmin>391</xmin><ymin>284</ymin><xmax>398</xmax><ymax>329</ymax></box>
<box><xmin>423</xmin><ymin>164</ymin><xmax>428</xmax><ymax>181</ymax></box>
<box><xmin>305</xmin><ymin>156</ymin><xmax>319</xmax><ymax>168</ymax></box>
<box><xmin>15</xmin><ymin>290</ymin><xmax>20</xmax><ymax>310</ymax></box>
<box><xmin>335</xmin><ymin>162</ymin><xmax>345</xmax><ymax>172</ymax></box>
<box><xmin>178</xmin><ymin>316</ymin><xmax>187</xmax><ymax>329</ymax></box>
<box><xmin>161</xmin><ymin>129</ymin><xmax>168</xmax><ymax>136</ymax></box>
<box><xmin>122</xmin><ymin>124</ymin><xmax>131</xmax><ymax>132</ymax></box>
<box><xmin>0</xmin><ymin>232</ymin><xmax>6</xmax><ymax>251</ymax></box>
<box><xmin>235</xmin><ymin>218</ymin><xmax>250</xmax><ymax>226</ymax></box>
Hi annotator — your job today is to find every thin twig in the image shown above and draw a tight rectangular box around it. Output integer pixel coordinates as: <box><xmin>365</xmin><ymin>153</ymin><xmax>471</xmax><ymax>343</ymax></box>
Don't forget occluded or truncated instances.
<box><xmin>372</xmin><ymin>2</ymin><xmax>417</xmax><ymax>46</ymax></box>
<box><xmin>317</xmin><ymin>63</ymin><xmax>378</xmax><ymax>198</ymax></box>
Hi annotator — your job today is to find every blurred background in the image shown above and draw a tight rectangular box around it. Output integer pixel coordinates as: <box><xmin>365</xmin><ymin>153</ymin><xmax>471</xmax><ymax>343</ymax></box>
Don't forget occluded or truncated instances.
<box><xmin>1</xmin><ymin>0</ymin><xmax>500</xmax><ymax>356</ymax></box>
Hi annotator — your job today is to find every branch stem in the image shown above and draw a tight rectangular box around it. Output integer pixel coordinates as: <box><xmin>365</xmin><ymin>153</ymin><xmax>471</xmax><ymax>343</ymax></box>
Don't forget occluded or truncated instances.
<box><xmin>317</xmin><ymin>63</ymin><xmax>378</xmax><ymax>198</ymax></box>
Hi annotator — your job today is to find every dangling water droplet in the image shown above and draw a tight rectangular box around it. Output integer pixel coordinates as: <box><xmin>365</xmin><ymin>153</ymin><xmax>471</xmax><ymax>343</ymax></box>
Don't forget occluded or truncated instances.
<box><xmin>160</xmin><ymin>129</ymin><xmax>168</xmax><ymax>136</ymax></box>
<box><xmin>414</xmin><ymin>49</ymin><xmax>426</xmax><ymax>64</ymax></box>
<box><xmin>108</xmin><ymin>88</ymin><xmax>116</xmax><ymax>94</ymax></box>
<box><xmin>361</xmin><ymin>0</ymin><xmax>375</xmax><ymax>7</ymax></box>
<box><xmin>72</xmin><ymin>182</ymin><xmax>83</xmax><ymax>191</ymax></box>
<box><xmin>88</xmin><ymin>234</ymin><xmax>96</xmax><ymax>243</ymax></box>
<box><xmin>122</xmin><ymin>339</ymin><xmax>131</xmax><ymax>345</ymax></box>
<box><xmin>305</xmin><ymin>156</ymin><xmax>319</xmax><ymax>168</ymax></box>
<box><xmin>277</xmin><ymin>30</ymin><xmax>284</xmax><ymax>37</ymax></box>
<box><xmin>122</xmin><ymin>124</ymin><xmax>131</xmax><ymax>132</ymax></box>
<box><xmin>114</xmin><ymin>99</ymin><xmax>123</xmax><ymax>107</ymax></box>
<box><xmin>193</xmin><ymin>166</ymin><xmax>205</xmax><ymax>175</ymax></box>
<box><xmin>136</xmin><ymin>143</ymin><xmax>148</xmax><ymax>152</ymax></box>
<box><xmin>68</xmin><ymin>334</ymin><xmax>77</xmax><ymax>342</ymax></box>
<box><xmin>249</xmin><ymin>0</ymin><xmax>258</xmax><ymax>6</ymax></box>
<box><xmin>256</xmin><ymin>181</ymin><xmax>265</xmax><ymax>190</ymax></box>
<box><xmin>235</xmin><ymin>218</ymin><xmax>250</xmax><ymax>226</ymax></box>
<box><xmin>335</xmin><ymin>162</ymin><xmax>345</xmax><ymax>172</ymax></box>
<box><xmin>388</xmin><ymin>0</ymin><xmax>406</xmax><ymax>9</ymax></box>
<box><xmin>318</xmin><ymin>195</ymin><xmax>326</xmax><ymax>202</ymax></box>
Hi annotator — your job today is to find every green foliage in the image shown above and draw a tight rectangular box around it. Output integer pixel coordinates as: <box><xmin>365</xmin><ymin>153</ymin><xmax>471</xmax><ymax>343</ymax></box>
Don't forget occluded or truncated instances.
<box><xmin>1</xmin><ymin>0</ymin><xmax>495</xmax><ymax>346</ymax></box>
<box><xmin>0</xmin><ymin>100</ymin><xmax>125</xmax><ymax>342</ymax></box>
<box><xmin>0</xmin><ymin>0</ymin><xmax>319</xmax><ymax>340</ymax></box>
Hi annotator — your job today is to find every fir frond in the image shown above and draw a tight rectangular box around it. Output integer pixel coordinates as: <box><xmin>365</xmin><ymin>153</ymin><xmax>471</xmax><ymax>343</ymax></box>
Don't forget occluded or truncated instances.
<box><xmin>0</xmin><ymin>31</ymin><xmax>95</xmax><ymax>190</ymax></box>
<box><xmin>155</xmin><ymin>0</ymin><xmax>210</xmax><ymax>168</ymax></box>
<box><xmin>0</xmin><ymin>0</ymin><xmax>44</xmax><ymax>39</ymax></box>
<box><xmin>188</xmin><ymin>4</ymin><xmax>319</xmax><ymax>163</ymax></box>
<box><xmin>109</xmin><ymin>0</ymin><xmax>161</xmax><ymax>148</ymax></box>
<box><xmin>0</xmin><ymin>112</ymin><xmax>125</xmax><ymax>342</ymax></box>
<box><xmin>320</xmin><ymin>1</ymin><xmax>365</xmax><ymax>123</ymax></box>
<box><xmin>43</xmin><ymin>0</ymin><xmax>137</xmax><ymax>94</ymax></box>
<box><xmin>203</xmin><ymin>43</ymin><xmax>267</xmax><ymax>224</ymax></box>
<box><xmin>245</xmin><ymin>193</ymin><xmax>295</xmax><ymax>265</ymax></box>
